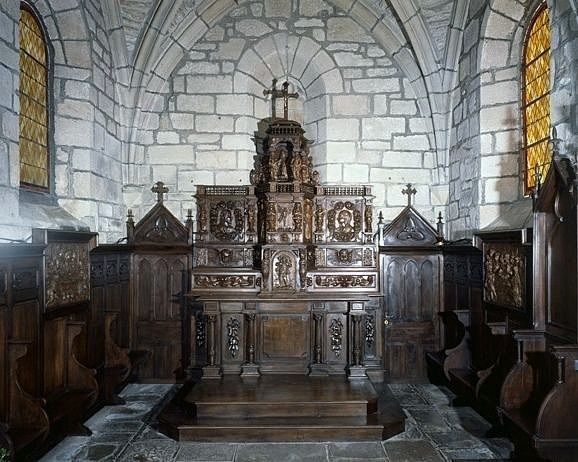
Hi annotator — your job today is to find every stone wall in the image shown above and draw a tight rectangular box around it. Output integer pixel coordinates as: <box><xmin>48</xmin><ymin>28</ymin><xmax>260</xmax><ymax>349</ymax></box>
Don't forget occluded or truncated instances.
<box><xmin>128</xmin><ymin>0</ymin><xmax>440</xmax><ymax>226</ymax></box>
<box><xmin>0</xmin><ymin>0</ymin><xmax>124</xmax><ymax>243</ymax></box>
<box><xmin>447</xmin><ymin>0</ymin><xmax>577</xmax><ymax>238</ymax></box>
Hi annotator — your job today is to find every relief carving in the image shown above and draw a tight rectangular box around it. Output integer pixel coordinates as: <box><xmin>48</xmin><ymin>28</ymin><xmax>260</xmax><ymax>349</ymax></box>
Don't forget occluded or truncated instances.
<box><xmin>327</xmin><ymin>201</ymin><xmax>362</xmax><ymax>242</ymax></box>
<box><xmin>315</xmin><ymin>275</ymin><xmax>375</xmax><ymax>288</ymax></box>
<box><xmin>226</xmin><ymin>317</ymin><xmax>241</xmax><ymax>358</ymax></box>
<box><xmin>299</xmin><ymin>249</ymin><xmax>307</xmax><ymax>288</ymax></box>
<box><xmin>315</xmin><ymin>248</ymin><xmax>325</xmax><ymax>267</ymax></box>
<box><xmin>195</xmin><ymin>275</ymin><xmax>255</xmax><ymax>288</ymax></box>
<box><xmin>269</xmin><ymin>144</ymin><xmax>289</xmax><ymax>181</ymax></box>
<box><xmin>210</xmin><ymin>201</ymin><xmax>243</xmax><ymax>241</ymax></box>
<box><xmin>196</xmin><ymin>313</ymin><xmax>206</xmax><ymax>348</ymax></box>
<box><xmin>330</xmin><ymin>318</ymin><xmax>344</xmax><ymax>358</ymax></box>
<box><xmin>363</xmin><ymin>248</ymin><xmax>374</xmax><ymax>267</ymax></box>
<box><xmin>144</xmin><ymin>214</ymin><xmax>177</xmax><ymax>242</ymax></box>
<box><xmin>45</xmin><ymin>243</ymin><xmax>90</xmax><ymax>308</ymax></box>
<box><xmin>315</xmin><ymin>204</ymin><xmax>324</xmax><ymax>233</ymax></box>
<box><xmin>195</xmin><ymin>248</ymin><xmax>208</xmax><ymax>267</ymax></box>
<box><xmin>278</xmin><ymin>205</ymin><xmax>293</xmax><ymax>230</ymax></box>
<box><xmin>304</xmin><ymin>198</ymin><xmax>313</xmax><ymax>241</ymax></box>
<box><xmin>396</xmin><ymin>217</ymin><xmax>425</xmax><ymax>241</ymax></box>
<box><xmin>365</xmin><ymin>314</ymin><xmax>375</xmax><ymax>348</ymax></box>
<box><xmin>266</xmin><ymin>203</ymin><xmax>277</xmax><ymax>232</ymax></box>
<box><xmin>292</xmin><ymin>202</ymin><xmax>303</xmax><ymax>232</ymax></box>
<box><xmin>274</xmin><ymin>253</ymin><xmax>295</xmax><ymax>290</ymax></box>
<box><xmin>365</xmin><ymin>205</ymin><xmax>373</xmax><ymax>233</ymax></box>
<box><xmin>12</xmin><ymin>268</ymin><xmax>36</xmax><ymax>291</ymax></box>
<box><xmin>335</xmin><ymin>249</ymin><xmax>353</xmax><ymax>264</ymax></box>
<box><xmin>198</xmin><ymin>204</ymin><xmax>208</xmax><ymax>233</ymax></box>
<box><xmin>484</xmin><ymin>244</ymin><xmax>524</xmax><ymax>308</ymax></box>
<box><xmin>247</xmin><ymin>205</ymin><xmax>256</xmax><ymax>233</ymax></box>
<box><xmin>262</xmin><ymin>249</ymin><xmax>271</xmax><ymax>280</ymax></box>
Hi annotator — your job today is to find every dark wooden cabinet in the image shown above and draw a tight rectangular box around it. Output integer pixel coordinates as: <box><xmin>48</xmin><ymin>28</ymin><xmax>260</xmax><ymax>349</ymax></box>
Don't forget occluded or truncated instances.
<box><xmin>376</xmin><ymin>197</ymin><xmax>443</xmax><ymax>381</ymax></box>
<box><xmin>90</xmin><ymin>187</ymin><xmax>193</xmax><ymax>383</ymax></box>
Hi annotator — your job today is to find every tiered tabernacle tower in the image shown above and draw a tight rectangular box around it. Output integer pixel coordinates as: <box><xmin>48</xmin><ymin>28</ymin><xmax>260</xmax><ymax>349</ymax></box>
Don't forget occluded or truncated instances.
<box><xmin>191</xmin><ymin>80</ymin><xmax>380</xmax><ymax>379</ymax></box>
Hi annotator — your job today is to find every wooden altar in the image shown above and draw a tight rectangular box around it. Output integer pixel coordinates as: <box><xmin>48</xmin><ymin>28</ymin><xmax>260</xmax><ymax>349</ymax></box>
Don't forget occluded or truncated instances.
<box><xmin>190</xmin><ymin>96</ymin><xmax>380</xmax><ymax>381</ymax></box>
<box><xmin>159</xmin><ymin>81</ymin><xmax>403</xmax><ymax>442</ymax></box>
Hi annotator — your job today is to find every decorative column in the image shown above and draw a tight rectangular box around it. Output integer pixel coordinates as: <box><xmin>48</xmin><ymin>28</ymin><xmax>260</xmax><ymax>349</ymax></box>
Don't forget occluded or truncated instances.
<box><xmin>309</xmin><ymin>313</ymin><xmax>328</xmax><ymax>376</ymax></box>
<box><xmin>241</xmin><ymin>313</ymin><xmax>260</xmax><ymax>378</ymax></box>
<box><xmin>348</xmin><ymin>314</ymin><xmax>367</xmax><ymax>379</ymax></box>
<box><xmin>202</xmin><ymin>314</ymin><xmax>221</xmax><ymax>379</ymax></box>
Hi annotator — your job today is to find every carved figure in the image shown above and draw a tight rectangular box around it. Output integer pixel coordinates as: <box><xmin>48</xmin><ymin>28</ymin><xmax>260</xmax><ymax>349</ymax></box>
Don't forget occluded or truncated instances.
<box><xmin>270</xmin><ymin>145</ymin><xmax>288</xmax><ymax>181</ymax></box>
<box><xmin>365</xmin><ymin>205</ymin><xmax>373</xmax><ymax>233</ymax></box>
<box><xmin>266</xmin><ymin>203</ymin><xmax>277</xmax><ymax>232</ymax></box>
<box><xmin>198</xmin><ymin>205</ymin><xmax>207</xmax><ymax>232</ymax></box>
<box><xmin>293</xmin><ymin>202</ymin><xmax>303</xmax><ymax>232</ymax></box>
<box><xmin>291</xmin><ymin>153</ymin><xmax>302</xmax><ymax>182</ymax></box>
<box><xmin>315</xmin><ymin>205</ymin><xmax>324</xmax><ymax>233</ymax></box>
<box><xmin>247</xmin><ymin>206</ymin><xmax>256</xmax><ymax>233</ymax></box>
<box><xmin>275</xmin><ymin>254</ymin><xmax>293</xmax><ymax>289</ymax></box>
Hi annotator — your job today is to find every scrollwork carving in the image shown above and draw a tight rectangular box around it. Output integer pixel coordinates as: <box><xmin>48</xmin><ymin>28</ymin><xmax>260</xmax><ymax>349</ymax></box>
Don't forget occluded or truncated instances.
<box><xmin>363</xmin><ymin>248</ymin><xmax>374</xmax><ymax>267</ymax></box>
<box><xmin>396</xmin><ymin>217</ymin><xmax>425</xmax><ymax>241</ymax></box>
<box><xmin>195</xmin><ymin>275</ymin><xmax>255</xmax><ymax>288</ymax></box>
<box><xmin>315</xmin><ymin>204</ymin><xmax>324</xmax><ymax>233</ymax></box>
<box><xmin>315</xmin><ymin>275</ymin><xmax>375</xmax><ymax>288</ymax></box>
<box><xmin>365</xmin><ymin>314</ymin><xmax>375</xmax><ymax>348</ymax></box>
<box><xmin>329</xmin><ymin>318</ymin><xmax>343</xmax><ymax>357</ymax></box>
<box><xmin>226</xmin><ymin>317</ymin><xmax>241</xmax><ymax>358</ymax></box>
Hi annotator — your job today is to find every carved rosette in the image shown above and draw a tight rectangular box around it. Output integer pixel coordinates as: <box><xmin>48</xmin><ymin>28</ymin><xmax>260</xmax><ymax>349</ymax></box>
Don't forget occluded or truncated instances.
<box><xmin>45</xmin><ymin>243</ymin><xmax>90</xmax><ymax>309</ymax></box>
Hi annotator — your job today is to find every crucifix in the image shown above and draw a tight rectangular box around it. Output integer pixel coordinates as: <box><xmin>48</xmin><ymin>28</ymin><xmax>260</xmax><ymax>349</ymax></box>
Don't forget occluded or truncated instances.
<box><xmin>402</xmin><ymin>183</ymin><xmax>417</xmax><ymax>207</ymax></box>
<box><xmin>152</xmin><ymin>181</ymin><xmax>169</xmax><ymax>203</ymax></box>
<box><xmin>263</xmin><ymin>79</ymin><xmax>299</xmax><ymax>120</ymax></box>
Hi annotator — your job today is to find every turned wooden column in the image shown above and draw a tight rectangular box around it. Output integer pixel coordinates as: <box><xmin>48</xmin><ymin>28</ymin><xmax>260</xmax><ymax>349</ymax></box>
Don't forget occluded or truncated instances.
<box><xmin>241</xmin><ymin>312</ymin><xmax>260</xmax><ymax>377</ymax></box>
<box><xmin>313</xmin><ymin>313</ymin><xmax>322</xmax><ymax>364</ymax></box>
<box><xmin>202</xmin><ymin>314</ymin><xmax>221</xmax><ymax>379</ymax></box>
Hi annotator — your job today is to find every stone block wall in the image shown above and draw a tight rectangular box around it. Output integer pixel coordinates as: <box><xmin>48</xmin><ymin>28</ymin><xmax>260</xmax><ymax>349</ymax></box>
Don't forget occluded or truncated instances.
<box><xmin>448</xmin><ymin>0</ymin><xmax>578</xmax><ymax>238</ymax></box>
<box><xmin>0</xmin><ymin>0</ymin><xmax>124</xmax><ymax>242</ymax></box>
<box><xmin>129</xmin><ymin>0</ymin><xmax>439</xmax><ymax>225</ymax></box>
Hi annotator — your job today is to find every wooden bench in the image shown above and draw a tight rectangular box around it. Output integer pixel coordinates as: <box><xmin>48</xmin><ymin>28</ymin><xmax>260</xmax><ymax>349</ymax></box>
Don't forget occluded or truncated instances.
<box><xmin>102</xmin><ymin>312</ymin><xmax>151</xmax><ymax>404</ymax></box>
<box><xmin>448</xmin><ymin>321</ymin><xmax>507</xmax><ymax>407</ymax></box>
<box><xmin>5</xmin><ymin>341</ymin><xmax>49</xmax><ymax>458</ymax></box>
<box><xmin>43</xmin><ymin>320</ymin><xmax>98</xmax><ymax>437</ymax></box>
<box><xmin>499</xmin><ymin>332</ymin><xmax>578</xmax><ymax>460</ymax></box>
<box><xmin>426</xmin><ymin>310</ymin><xmax>471</xmax><ymax>385</ymax></box>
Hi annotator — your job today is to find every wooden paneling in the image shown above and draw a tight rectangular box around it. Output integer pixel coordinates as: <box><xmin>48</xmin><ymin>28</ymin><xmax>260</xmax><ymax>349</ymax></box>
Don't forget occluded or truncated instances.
<box><xmin>381</xmin><ymin>254</ymin><xmax>441</xmax><ymax>381</ymax></box>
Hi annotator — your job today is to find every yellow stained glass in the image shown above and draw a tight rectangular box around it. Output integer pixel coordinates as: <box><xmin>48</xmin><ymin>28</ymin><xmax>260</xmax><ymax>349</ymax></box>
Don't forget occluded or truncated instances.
<box><xmin>523</xmin><ymin>5</ymin><xmax>550</xmax><ymax>193</ymax></box>
<box><xmin>19</xmin><ymin>8</ymin><xmax>48</xmax><ymax>189</ymax></box>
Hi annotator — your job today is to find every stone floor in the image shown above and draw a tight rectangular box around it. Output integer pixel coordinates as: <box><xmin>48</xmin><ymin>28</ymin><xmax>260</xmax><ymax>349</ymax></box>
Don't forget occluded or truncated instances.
<box><xmin>39</xmin><ymin>382</ymin><xmax>513</xmax><ymax>461</ymax></box>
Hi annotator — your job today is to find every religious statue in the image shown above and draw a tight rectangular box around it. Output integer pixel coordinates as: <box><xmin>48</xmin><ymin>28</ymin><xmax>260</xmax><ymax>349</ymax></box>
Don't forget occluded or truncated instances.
<box><xmin>292</xmin><ymin>202</ymin><xmax>303</xmax><ymax>232</ymax></box>
<box><xmin>266</xmin><ymin>202</ymin><xmax>277</xmax><ymax>232</ymax></box>
<box><xmin>291</xmin><ymin>153</ymin><xmax>302</xmax><ymax>182</ymax></box>
<box><xmin>247</xmin><ymin>206</ymin><xmax>256</xmax><ymax>233</ymax></box>
<box><xmin>275</xmin><ymin>254</ymin><xmax>293</xmax><ymax>289</ymax></box>
<box><xmin>269</xmin><ymin>145</ymin><xmax>289</xmax><ymax>181</ymax></box>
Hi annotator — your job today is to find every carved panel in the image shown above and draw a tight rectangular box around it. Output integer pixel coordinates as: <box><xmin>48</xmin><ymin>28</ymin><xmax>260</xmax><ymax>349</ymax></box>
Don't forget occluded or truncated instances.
<box><xmin>226</xmin><ymin>317</ymin><xmax>241</xmax><ymax>359</ymax></box>
<box><xmin>327</xmin><ymin>201</ymin><xmax>362</xmax><ymax>242</ymax></box>
<box><xmin>315</xmin><ymin>274</ymin><xmax>375</xmax><ymax>289</ymax></box>
<box><xmin>260</xmin><ymin>314</ymin><xmax>309</xmax><ymax>360</ymax></box>
<box><xmin>484</xmin><ymin>243</ymin><xmax>524</xmax><ymax>309</ymax></box>
<box><xmin>12</xmin><ymin>268</ymin><xmax>37</xmax><ymax>291</ymax></box>
<box><xmin>45</xmin><ymin>243</ymin><xmax>90</xmax><ymax>309</ymax></box>
<box><xmin>209</xmin><ymin>201</ymin><xmax>244</xmax><ymax>241</ymax></box>
<box><xmin>329</xmin><ymin>318</ymin><xmax>344</xmax><ymax>358</ymax></box>
<box><xmin>273</xmin><ymin>252</ymin><xmax>296</xmax><ymax>290</ymax></box>
<box><xmin>194</xmin><ymin>274</ymin><xmax>257</xmax><ymax>289</ymax></box>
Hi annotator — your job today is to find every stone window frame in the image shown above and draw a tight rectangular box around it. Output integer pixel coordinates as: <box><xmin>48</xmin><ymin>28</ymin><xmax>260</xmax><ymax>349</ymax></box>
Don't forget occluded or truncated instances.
<box><xmin>18</xmin><ymin>1</ymin><xmax>56</xmax><ymax>205</ymax></box>
<box><xmin>521</xmin><ymin>1</ymin><xmax>551</xmax><ymax>196</ymax></box>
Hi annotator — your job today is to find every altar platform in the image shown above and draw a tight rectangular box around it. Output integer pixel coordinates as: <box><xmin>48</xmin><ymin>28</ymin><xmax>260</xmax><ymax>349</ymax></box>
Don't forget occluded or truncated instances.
<box><xmin>159</xmin><ymin>375</ymin><xmax>404</xmax><ymax>442</ymax></box>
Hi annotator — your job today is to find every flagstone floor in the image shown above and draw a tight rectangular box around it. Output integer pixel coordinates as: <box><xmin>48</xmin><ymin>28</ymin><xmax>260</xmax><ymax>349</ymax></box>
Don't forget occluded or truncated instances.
<box><xmin>39</xmin><ymin>382</ymin><xmax>513</xmax><ymax>461</ymax></box>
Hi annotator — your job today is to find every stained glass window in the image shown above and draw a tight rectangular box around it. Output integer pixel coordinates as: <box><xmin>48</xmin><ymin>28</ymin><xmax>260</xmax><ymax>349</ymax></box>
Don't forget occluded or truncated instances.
<box><xmin>522</xmin><ymin>4</ymin><xmax>550</xmax><ymax>193</ymax></box>
<box><xmin>19</xmin><ymin>7</ymin><xmax>49</xmax><ymax>190</ymax></box>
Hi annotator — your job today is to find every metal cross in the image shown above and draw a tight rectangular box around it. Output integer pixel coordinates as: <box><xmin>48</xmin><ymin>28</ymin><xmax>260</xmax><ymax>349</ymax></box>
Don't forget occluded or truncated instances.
<box><xmin>263</xmin><ymin>79</ymin><xmax>299</xmax><ymax>120</ymax></box>
<box><xmin>151</xmin><ymin>181</ymin><xmax>169</xmax><ymax>203</ymax></box>
<box><xmin>402</xmin><ymin>183</ymin><xmax>417</xmax><ymax>207</ymax></box>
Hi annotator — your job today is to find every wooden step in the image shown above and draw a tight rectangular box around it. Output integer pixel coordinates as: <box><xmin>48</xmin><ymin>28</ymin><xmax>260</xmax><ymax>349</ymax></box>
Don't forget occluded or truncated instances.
<box><xmin>158</xmin><ymin>375</ymin><xmax>405</xmax><ymax>442</ymax></box>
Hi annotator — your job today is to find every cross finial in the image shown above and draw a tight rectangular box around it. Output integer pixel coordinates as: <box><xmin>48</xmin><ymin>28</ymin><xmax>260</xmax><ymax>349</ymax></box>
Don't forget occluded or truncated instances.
<box><xmin>151</xmin><ymin>181</ymin><xmax>169</xmax><ymax>203</ymax></box>
<box><xmin>402</xmin><ymin>183</ymin><xmax>417</xmax><ymax>207</ymax></box>
<box><xmin>263</xmin><ymin>79</ymin><xmax>299</xmax><ymax>120</ymax></box>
